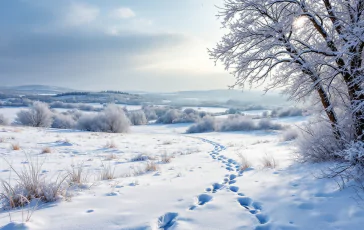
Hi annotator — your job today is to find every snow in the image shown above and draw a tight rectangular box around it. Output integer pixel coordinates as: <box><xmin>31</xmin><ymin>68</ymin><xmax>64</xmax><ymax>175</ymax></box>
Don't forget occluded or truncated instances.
<box><xmin>0</xmin><ymin>116</ymin><xmax>363</xmax><ymax>230</ymax></box>
<box><xmin>0</xmin><ymin>107</ymin><xmax>24</xmax><ymax>123</ymax></box>
<box><xmin>182</xmin><ymin>106</ymin><xmax>228</xmax><ymax>113</ymax></box>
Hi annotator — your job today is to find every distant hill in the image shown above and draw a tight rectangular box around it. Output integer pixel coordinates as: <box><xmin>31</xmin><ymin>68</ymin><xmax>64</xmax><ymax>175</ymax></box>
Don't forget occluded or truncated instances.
<box><xmin>146</xmin><ymin>89</ymin><xmax>289</xmax><ymax>107</ymax></box>
<box><xmin>0</xmin><ymin>85</ymin><xmax>74</xmax><ymax>95</ymax></box>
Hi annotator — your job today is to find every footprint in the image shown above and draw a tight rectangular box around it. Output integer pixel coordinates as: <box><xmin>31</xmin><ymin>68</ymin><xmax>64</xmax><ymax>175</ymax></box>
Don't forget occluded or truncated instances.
<box><xmin>157</xmin><ymin>212</ymin><xmax>178</xmax><ymax>229</ymax></box>
<box><xmin>106</xmin><ymin>192</ymin><xmax>118</xmax><ymax>196</ymax></box>
<box><xmin>237</xmin><ymin>197</ymin><xmax>253</xmax><ymax>207</ymax></box>
<box><xmin>86</xmin><ymin>209</ymin><xmax>94</xmax><ymax>213</ymax></box>
<box><xmin>298</xmin><ymin>202</ymin><xmax>314</xmax><ymax>210</ymax></box>
<box><xmin>189</xmin><ymin>205</ymin><xmax>197</xmax><ymax>210</ymax></box>
<box><xmin>212</xmin><ymin>183</ymin><xmax>224</xmax><ymax>192</ymax></box>
<box><xmin>229</xmin><ymin>174</ymin><xmax>237</xmax><ymax>180</ymax></box>
<box><xmin>252</xmin><ymin>202</ymin><xmax>263</xmax><ymax>211</ymax></box>
<box><xmin>197</xmin><ymin>194</ymin><xmax>213</xmax><ymax>205</ymax></box>
<box><xmin>256</xmin><ymin>213</ymin><xmax>270</xmax><ymax>224</ymax></box>
<box><xmin>229</xmin><ymin>186</ymin><xmax>239</xmax><ymax>192</ymax></box>
<box><xmin>229</xmin><ymin>180</ymin><xmax>237</xmax><ymax>185</ymax></box>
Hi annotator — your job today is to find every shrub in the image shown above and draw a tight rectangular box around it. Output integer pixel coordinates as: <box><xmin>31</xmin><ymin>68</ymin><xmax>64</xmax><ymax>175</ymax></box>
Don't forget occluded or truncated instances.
<box><xmin>128</xmin><ymin>110</ymin><xmax>148</xmax><ymax>125</ymax></box>
<box><xmin>161</xmin><ymin>152</ymin><xmax>172</xmax><ymax>163</ymax></box>
<box><xmin>261</xmin><ymin>154</ymin><xmax>278</xmax><ymax>169</ymax></box>
<box><xmin>11</xmin><ymin>143</ymin><xmax>21</xmax><ymax>151</ymax></box>
<box><xmin>68</xmin><ymin>165</ymin><xmax>87</xmax><ymax>185</ymax></box>
<box><xmin>99</xmin><ymin>163</ymin><xmax>116</xmax><ymax>180</ymax></box>
<box><xmin>51</xmin><ymin>113</ymin><xmax>76</xmax><ymax>129</ymax></box>
<box><xmin>257</xmin><ymin>119</ymin><xmax>283</xmax><ymax>130</ymax></box>
<box><xmin>156</xmin><ymin>109</ymin><xmax>182</xmax><ymax>124</ymax></box>
<box><xmin>16</xmin><ymin>102</ymin><xmax>53</xmax><ymax>127</ymax></box>
<box><xmin>105</xmin><ymin>140</ymin><xmax>117</xmax><ymax>149</ymax></box>
<box><xmin>237</xmin><ymin>152</ymin><xmax>252</xmax><ymax>171</ymax></box>
<box><xmin>219</xmin><ymin>115</ymin><xmax>256</xmax><ymax>132</ymax></box>
<box><xmin>77</xmin><ymin>104</ymin><xmax>130</xmax><ymax>133</ymax></box>
<box><xmin>271</xmin><ymin>107</ymin><xmax>303</xmax><ymax>118</ymax></box>
<box><xmin>0</xmin><ymin>156</ymin><xmax>68</xmax><ymax>209</ymax></box>
<box><xmin>186</xmin><ymin>115</ymin><xmax>283</xmax><ymax>133</ymax></box>
<box><xmin>337</xmin><ymin>141</ymin><xmax>364</xmax><ymax>167</ymax></box>
<box><xmin>145</xmin><ymin>161</ymin><xmax>159</xmax><ymax>172</ymax></box>
<box><xmin>41</xmin><ymin>147</ymin><xmax>52</xmax><ymax>154</ymax></box>
<box><xmin>0</xmin><ymin>114</ymin><xmax>9</xmax><ymax>126</ymax></box>
<box><xmin>225</xmin><ymin>108</ymin><xmax>241</xmax><ymax>114</ymax></box>
<box><xmin>186</xmin><ymin>116</ymin><xmax>217</xmax><ymax>133</ymax></box>
<box><xmin>281</xmin><ymin>129</ymin><xmax>299</xmax><ymax>141</ymax></box>
<box><xmin>296</xmin><ymin>122</ymin><xmax>345</xmax><ymax>162</ymax></box>
<box><xmin>142</xmin><ymin>105</ymin><xmax>169</xmax><ymax>121</ymax></box>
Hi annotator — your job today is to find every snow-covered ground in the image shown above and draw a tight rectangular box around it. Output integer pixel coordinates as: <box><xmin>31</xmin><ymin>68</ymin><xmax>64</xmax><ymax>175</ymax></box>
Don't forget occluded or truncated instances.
<box><xmin>0</xmin><ymin>117</ymin><xmax>363</xmax><ymax>230</ymax></box>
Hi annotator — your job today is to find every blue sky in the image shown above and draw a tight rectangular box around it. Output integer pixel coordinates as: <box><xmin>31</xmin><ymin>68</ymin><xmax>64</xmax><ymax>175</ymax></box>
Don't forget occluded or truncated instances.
<box><xmin>0</xmin><ymin>0</ymin><xmax>234</xmax><ymax>91</ymax></box>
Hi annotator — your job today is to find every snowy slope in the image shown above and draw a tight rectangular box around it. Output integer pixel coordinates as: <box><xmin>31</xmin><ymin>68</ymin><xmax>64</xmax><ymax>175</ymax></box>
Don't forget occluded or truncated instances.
<box><xmin>0</xmin><ymin>119</ymin><xmax>362</xmax><ymax>230</ymax></box>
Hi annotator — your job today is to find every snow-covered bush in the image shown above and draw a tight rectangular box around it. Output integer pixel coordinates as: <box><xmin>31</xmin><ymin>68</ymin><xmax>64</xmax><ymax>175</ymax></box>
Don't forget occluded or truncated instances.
<box><xmin>258</xmin><ymin>119</ymin><xmax>283</xmax><ymax>130</ymax></box>
<box><xmin>77</xmin><ymin>114</ymin><xmax>99</xmax><ymax>132</ymax></box>
<box><xmin>143</xmin><ymin>107</ymin><xmax>158</xmax><ymax>120</ymax></box>
<box><xmin>271</xmin><ymin>107</ymin><xmax>303</xmax><ymax>118</ymax></box>
<box><xmin>219</xmin><ymin>115</ymin><xmax>256</xmax><ymax>132</ymax></box>
<box><xmin>52</xmin><ymin>113</ymin><xmax>77</xmax><ymax>129</ymax></box>
<box><xmin>297</xmin><ymin>122</ymin><xmax>345</xmax><ymax>162</ymax></box>
<box><xmin>67</xmin><ymin>109</ymin><xmax>83</xmax><ymax>120</ymax></box>
<box><xmin>0</xmin><ymin>114</ymin><xmax>9</xmax><ymax>126</ymax></box>
<box><xmin>186</xmin><ymin>116</ymin><xmax>217</xmax><ymax>133</ymax></box>
<box><xmin>77</xmin><ymin>104</ymin><xmax>130</xmax><ymax>133</ymax></box>
<box><xmin>186</xmin><ymin>115</ymin><xmax>283</xmax><ymax>133</ymax></box>
<box><xmin>156</xmin><ymin>109</ymin><xmax>182</xmax><ymax>124</ymax></box>
<box><xmin>128</xmin><ymin>110</ymin><xmax>148</xmax><ymax>125</ymax></box>
<box><xmin>156</xmin><ymin>108</ymin><xmax>206</xmax><ymax>124</ymax></box>
<box><xmin>16</xmin><ymin>101</ymin><xmax>53</xmax><ymax>127</ymax></box>
<box><xmin>50</xmin><ymin>101</ymin><xmax>97</xmax><ymax>111</ymax></box>
<box><xmin>281</xmin><ymin>129</ymin><xmax>299</xmax><ymax>141</ymax></box>
<box><xmin>225</xmin><ymin>108</ymin><xmax>241</xmax><ymax>115</ymax></box>
<box><xmin>142</xmin><ymin>105</ymin><xmax>170</xmax><ymax>121</ymax></box>
<box><xmin>338</xmin><ymin>142</ymin><xmax>364</xmax><ymax>167</ymax></box>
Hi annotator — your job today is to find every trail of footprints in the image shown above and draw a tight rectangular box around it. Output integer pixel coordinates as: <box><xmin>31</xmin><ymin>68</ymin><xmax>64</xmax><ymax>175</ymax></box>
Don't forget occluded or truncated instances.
<box><xmin>157</xmin><ymin>138</ymin><xmax>271</xmax><ymax>229</ymax></box>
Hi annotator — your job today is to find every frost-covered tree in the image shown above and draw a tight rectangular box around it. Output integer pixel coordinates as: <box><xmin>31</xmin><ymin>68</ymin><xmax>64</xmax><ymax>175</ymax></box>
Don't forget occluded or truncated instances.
<box><xmin>128</xmin><ymin>110</ymin><xmax>148</xmax><ymax>125</ymax></box>
<box><xmin>210</xmin><ymin>0</ymin><xmax>364</xmax><ymax>142</ymax></box>
<box><xmin>77</xmin><ymin>104</ymin><xmax>130</xmax><ymax>133</ymax></box>
<box><xmin>16</xmin><ymin>101</ymin><xmax>53</xmax><ymax>127</ymax></box>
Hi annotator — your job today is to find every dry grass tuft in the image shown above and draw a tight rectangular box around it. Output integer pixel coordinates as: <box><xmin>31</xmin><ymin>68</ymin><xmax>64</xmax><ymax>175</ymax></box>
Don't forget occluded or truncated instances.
<box><xmin>105</xmin><ymin>140</ymin><xmax>117</xmax><ymax>149</ymax></box>
<box><xmin>11</xmin><ymin>143</ymin><xmax>21</xmax><ymax>151</ymax></box>
<box><xmin>99</xmin><ymin>163</ymin><xmax>116</xmax><ymax>180</ymax></box>
<box><xmin>68</xmin><ymin>165</ymin><xmax>87</xmax><ymax>185</ymax></box>
<box><xmin>104</xmin><ymin>153</ymin><xmax>118</xmax><ymax>161</ymax></box>
<box><xmin>0</xmin><ymin>155</ymin><xmax>69</xmax><ymax>209</ymax></box>
<box><xmin>160</xmin><ymin>152</ymin><xmax>172</xmax><ymax>164</ymax></box>
<box><xmin>237</xmin><ymin>152</ymin><xmax>252</xmax><ymax>171</ymax></box>
<box><xmin>261</xmin><ymin>153</ymin><xmax>278</xmax><ymax>169</ymax></box>
<box><xmin>145</xmin><ymin>161</ymin><xmax>159</xmax><ymax>172</ymax></box>
<box><xmin>41</xmin><ymin>147</ymin><xmax>52</xmax><ymax>154</ymax></box>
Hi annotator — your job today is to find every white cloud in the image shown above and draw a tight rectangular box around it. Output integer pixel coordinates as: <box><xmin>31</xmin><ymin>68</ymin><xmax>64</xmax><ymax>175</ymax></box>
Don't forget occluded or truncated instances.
<box><xmin>110</xmin><ymin>7</ymin><xmax>136</xmax><ymax>19</ymax></box>
<box><xmin>136</xmin><ymin>36</ymin><xmax>226</xmax><ymax>75</ymax></box>
<box><xmin>62</xmin><ymin>2</ymin><xmax>99</xmax><ymax>27</ymax></box>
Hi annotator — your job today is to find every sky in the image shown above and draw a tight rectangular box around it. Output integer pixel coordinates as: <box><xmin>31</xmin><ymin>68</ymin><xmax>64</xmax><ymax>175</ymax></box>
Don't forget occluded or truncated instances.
<box><xmin>0</xmin><ymin>0</ymin><xmax>236</xmax><ymax>92</ymax></box>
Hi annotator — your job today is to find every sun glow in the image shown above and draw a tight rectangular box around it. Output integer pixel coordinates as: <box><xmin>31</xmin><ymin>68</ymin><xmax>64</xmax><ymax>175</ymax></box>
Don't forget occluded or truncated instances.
<box><xmin>293</xmin><ymin>16</ymin><xmax>308</xmax><ymax>29</ymax></box>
